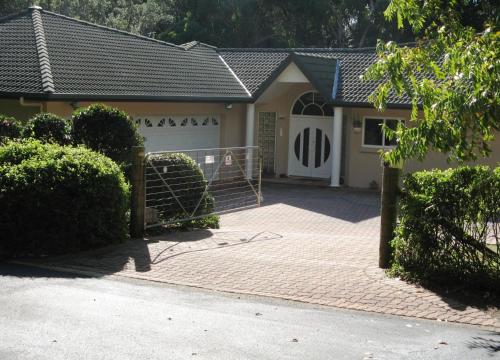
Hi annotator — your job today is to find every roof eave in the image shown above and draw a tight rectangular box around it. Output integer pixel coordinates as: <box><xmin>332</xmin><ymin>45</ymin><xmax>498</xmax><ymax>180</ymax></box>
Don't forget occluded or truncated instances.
<box><xmin>330</xmin><ymin>100</ymin><xmax>414</xmax><ymax>109</ymax></box>
<box><xmin>0</xmin><ymin>92</ymin><xmax>253</xmax><ymax>103</ymax></box>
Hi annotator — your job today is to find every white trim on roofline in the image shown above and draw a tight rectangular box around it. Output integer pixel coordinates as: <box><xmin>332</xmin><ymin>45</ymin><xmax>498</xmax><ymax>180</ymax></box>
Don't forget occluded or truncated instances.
<box><xmin>218</xmin><ymin>55</ymin><xmax>252</xmax><ymax>98</ymax></box>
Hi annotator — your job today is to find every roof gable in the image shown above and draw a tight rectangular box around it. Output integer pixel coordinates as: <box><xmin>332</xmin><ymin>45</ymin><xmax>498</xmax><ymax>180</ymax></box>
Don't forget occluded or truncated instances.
<box><xmin>291</xmin><ymin>54</ymin><xmax>338</xmax><ymax>103</ymax></box>
<box><xmin>219</xmin><ymin>48</ymin><xmax>412</xmax><ymax>107</ymax></box>
<box><xmin>216</xmin><ymin>50</ymin><xmax>291</xmax><ymax>96</ymax></box>
<box><xmin>276</xmin><ymin>62</ymin><xmax>309</xmax><ymax>83</ymax></box>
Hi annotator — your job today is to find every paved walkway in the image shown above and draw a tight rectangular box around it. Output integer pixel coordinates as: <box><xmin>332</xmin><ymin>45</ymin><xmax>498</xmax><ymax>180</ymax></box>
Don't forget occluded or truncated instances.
<box><xmin>29</xmin><ymin>184</ymin><xmax>499</xmax><ymax>329</ymax></box>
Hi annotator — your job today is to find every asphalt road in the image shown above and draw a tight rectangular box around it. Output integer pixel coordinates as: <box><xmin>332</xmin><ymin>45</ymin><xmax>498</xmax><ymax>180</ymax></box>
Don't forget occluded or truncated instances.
<box><xmin>0</xmin><ymin>263</ymin><xmax>498</xmax><ymax>360</ymax></box>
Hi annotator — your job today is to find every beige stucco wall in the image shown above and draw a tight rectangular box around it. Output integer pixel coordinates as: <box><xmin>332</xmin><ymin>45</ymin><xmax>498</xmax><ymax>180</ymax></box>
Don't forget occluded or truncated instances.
<box><xmin>0</xmin><ymin>98</ymin><xmax>44</xmax><ymax>122</ymax></box>
<box><xmin>45</xmin><ymin>90</ymin><xmax>317</xmax><ymax>178</ymax></box>
<box><xmin>344</xmin><ymin>107</ymin><xmax>500</xmax><ymax>188</ymax></box>
<box><xmin>45</xmin><ymin>101</ymin><xmax>246</xmax><ymax>149</ymax></box>
<box><xmin>42</xmin><ymin>99</ymin><xmax>499</xmax><ymax>189</ymax></box>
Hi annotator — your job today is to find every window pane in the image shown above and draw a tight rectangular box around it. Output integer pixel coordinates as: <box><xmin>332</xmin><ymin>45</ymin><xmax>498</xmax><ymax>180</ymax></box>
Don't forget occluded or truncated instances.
<box><xmin>292</xmin><ymin>101</ymin><xmax>304</xmax><ymax>115</ymax></box>
<box><xmin>385</xmin><ymin>119</ymin><xmax>399</xmax><ymax>146</ymax></box>
<box><xmin>303</xmin><ymin>128</ymin><xmax>310</xmax><ymax>166</ymax></box>
<box><xmin>294</xmin><ymin>133</ymin><xmax>301</xmax><ymax>160</ymax></box>
<box><xmin>364</xmin><ymin>118</ymin><xmax>383</xmax><ymax>146</ymax></box>
<box><xmin>300</xmin><ymin>92</ymin><xmax>314</xmax><ymax>105</ymax></box>
<box><xmin>324</xmin><ymin>135</ymin><xmax>331</xmax><ymax>162</ymax></box>
<box><xmin>314</xmin><ymin>93</ymin><xmax>325</xmax><ymax>106</ymax></box>
<box><xmin>315</xmin><ymin>128</ymin><xmax>322</xmax><ymax>168</ymax></box>
<box><xmin>323</xmin><ymin>104</ymin><xmax>334</xmax><ymax>116</ymax></box>
<box><xmin>303</xmin><ymin>104</ymin><xmax>323</xmax><ymax>116</ymax></box>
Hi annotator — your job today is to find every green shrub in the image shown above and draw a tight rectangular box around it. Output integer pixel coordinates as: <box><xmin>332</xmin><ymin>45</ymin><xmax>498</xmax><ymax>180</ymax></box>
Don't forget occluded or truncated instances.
<box><xmin>0</xmin><ymin>140</ymin><xmax>130</xmax><ymax>257</ymax></box>
<box><xmin>72</xmin><ymin>104</ymin><xmax>143</xmax><ymax>175</ymax></box>
<box><xmin>392</xmin><ymin>166</ymin><xmax>500</xmax><ymax>292</ymax></box>
<box><xmin>0</xmin><ymin>114</ymin><xmax>22</xmax><ymax>142</ymax></box>
<box><xmin>21</xmin><ymin>112</ymin><xmax>71</xmax><ymax>145</ymax></box>
<box><xmin>145</xmin><ymin>152</ymin><xmax>219</xmax><ymax>229</ymax></box>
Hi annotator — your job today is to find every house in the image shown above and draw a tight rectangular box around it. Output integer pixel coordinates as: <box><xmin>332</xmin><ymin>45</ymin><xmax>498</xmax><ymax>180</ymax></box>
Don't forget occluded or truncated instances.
<box><xmin>1</xmin><ymin>6</ymin><xmax>498</xmax><ymax>188</ymax></box>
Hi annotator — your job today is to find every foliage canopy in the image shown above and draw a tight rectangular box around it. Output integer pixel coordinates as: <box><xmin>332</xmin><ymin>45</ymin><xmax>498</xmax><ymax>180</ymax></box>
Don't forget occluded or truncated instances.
<box><xmin>391</xmin><ymin>166</ymin><xmax>499</xmax><ymax>292</ymax></box>
<box><xmin>72</xmin><ymin>103</ymin><xmax>143</xmax><ymax>172</ymax></box>
<box><xmin>0</xmin><ymin>139</ymin><xmax>129</xmax><ymax>257</ymax></box>
<box><xmin>21</xmin><ymin>112</ymin><xmax>71</xmax><ymax>145</ymax></box>
<box><xmin>0</xmin><ymin>114</ymin><xmax>22</xmax><ymax>142</ymax></box>
<box><xmin>364</xmin><ymin>0</ymin><xmax>499</xmax><ymax>165</ymax></box>
<box><xmin>2</xmin><ymin>0</ymin><xmax>417</xmax><ymax>47</ymax></box>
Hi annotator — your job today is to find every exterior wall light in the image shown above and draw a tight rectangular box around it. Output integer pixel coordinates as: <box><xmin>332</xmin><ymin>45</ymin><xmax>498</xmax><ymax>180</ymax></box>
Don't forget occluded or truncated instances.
<box><xmin>352</xmin><ymin>117</ymin><xmax>362</xmax><ymax>133</ymax></box>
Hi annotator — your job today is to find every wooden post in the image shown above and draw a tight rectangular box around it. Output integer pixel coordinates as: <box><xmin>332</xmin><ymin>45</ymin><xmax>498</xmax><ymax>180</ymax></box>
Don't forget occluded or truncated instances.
<box><xmin>379</xmin><ymin>162</ymin><xmax>401</xmax><ymax>268</ymax></box>
<box><xmin>130</xmin><ymin>146</ymin><xmax>145</xmax><ymax>239</ymax></box>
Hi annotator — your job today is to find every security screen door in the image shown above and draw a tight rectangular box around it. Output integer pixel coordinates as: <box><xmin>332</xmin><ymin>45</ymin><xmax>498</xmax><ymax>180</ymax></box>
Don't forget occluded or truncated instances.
<box><xmin>258</xmin><ymin>112</ymin><xmax>277</xmax><ymax>175</ymax></box>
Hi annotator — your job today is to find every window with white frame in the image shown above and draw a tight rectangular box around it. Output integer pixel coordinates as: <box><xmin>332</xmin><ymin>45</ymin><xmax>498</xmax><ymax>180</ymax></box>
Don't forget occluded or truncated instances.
<box><xmin>363</xmin><ymin>118</ymin><xmax>405</xmax><ymax>147</ymax></box>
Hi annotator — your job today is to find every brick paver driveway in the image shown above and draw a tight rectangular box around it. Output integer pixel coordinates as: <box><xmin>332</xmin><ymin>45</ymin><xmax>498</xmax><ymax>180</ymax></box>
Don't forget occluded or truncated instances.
<box><xmin>32</xmin><ymin>183</ymin><xmax>499</xmax><ymax>328</ymax></box>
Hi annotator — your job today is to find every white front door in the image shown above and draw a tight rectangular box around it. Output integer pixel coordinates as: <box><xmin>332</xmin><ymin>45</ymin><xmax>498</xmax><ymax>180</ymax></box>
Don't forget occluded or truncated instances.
<box><xmin>288</xmin><ymin>116</ymin><xmax>333</xmax><ymax>178</ymax></box>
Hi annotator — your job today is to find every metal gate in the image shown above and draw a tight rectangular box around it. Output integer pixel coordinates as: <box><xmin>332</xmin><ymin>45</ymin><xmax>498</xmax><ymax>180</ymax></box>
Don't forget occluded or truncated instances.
<box><xmin>144</xmin><ymin>146</ymin><xmax>261</xmax><ymax>228</ymax></box>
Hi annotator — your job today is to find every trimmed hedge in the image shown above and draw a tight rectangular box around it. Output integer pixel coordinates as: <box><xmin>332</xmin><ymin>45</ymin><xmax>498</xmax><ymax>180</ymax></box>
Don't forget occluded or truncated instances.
<box><xmin>146</xmin><ymin>152</ymin><xmax>219</xmax><ymax>229</ymax></box>
<box><xmin>392</xmin><ymin>166</ymin><xmax>500</xmax><ymax>291</ymax></box>
<box><xmin>72</xmin><ymin>104</ymin><xmax>143</xmax><ymax>174</ymax></box>
<box><xmin>0</xmin><ymin>114</ymin><xmax>22</xmax><ymax>142</ymax></box>
<box><xmin>0</xmin><ymin>140</ymin><xmax>130</xmax><ymax>257</ymax></box>
<box><xmin>22</xmin><ymin>112</ymin><xmax>71</xmax><ymax>145</ymax></box>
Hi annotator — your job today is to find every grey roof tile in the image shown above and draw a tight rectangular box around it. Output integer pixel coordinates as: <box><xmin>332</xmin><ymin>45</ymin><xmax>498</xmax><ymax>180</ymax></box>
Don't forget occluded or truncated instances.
<box><xmin>0</xmin><ymin>7</ymin><xmax>410</xmax><ymax>106</ymax></box>
<box><xmin>217</xmin><ymin>51</ymin><xmax>290</xmax><ymax>95</ymax></box>
<box><xmin>31</xmin><ymin>8</ymin><xmax>54</xmax><ymax>93</ymax></box>
<box><xmin>40</xmin><ymin>11</ymin><xmax>249</xmax><ymax>100</ymax></box>
<box><xmin>219</xmin><ymin>48</ymin><xmax>411</xmax><ymax>107</ymax></box>
<box><xmin>0</xmin><ymin>8</ymin><xmax>250</xmax><ymax>101</ymax></box>
<box><xmin>0</xmin><ymin>10</ymin><xmax>43</xmax><ymax>95</ymax></box>
<box><xmin>292</xmin><ymin>54</ymin><xmax>338</xmax><ymax>103</ymax></box>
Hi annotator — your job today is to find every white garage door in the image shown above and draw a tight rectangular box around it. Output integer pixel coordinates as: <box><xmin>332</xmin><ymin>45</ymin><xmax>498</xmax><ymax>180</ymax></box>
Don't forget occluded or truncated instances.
<box><xmin>135</xmin><ymin>115</ymin><xmax>220</xmax><ymax>153</ymax></box>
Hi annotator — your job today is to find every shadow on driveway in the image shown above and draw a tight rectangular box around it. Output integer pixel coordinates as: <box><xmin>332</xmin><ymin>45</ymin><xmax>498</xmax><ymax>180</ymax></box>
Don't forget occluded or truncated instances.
<box><xmin>3</xmin><ymin>229</ymin><xmax>283</xmax><ymax>279</ymax></box>
<box><xmin>259</xmin><ymin>183</ymin><xmax>381</xmax><ymax>224</ymax></box>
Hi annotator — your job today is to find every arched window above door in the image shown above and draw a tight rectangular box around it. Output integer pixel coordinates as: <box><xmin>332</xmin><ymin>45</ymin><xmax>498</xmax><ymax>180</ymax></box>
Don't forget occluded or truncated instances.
<box><xmin>292</xmin><ymin>91</ymin><xmax>334</xmax><ymax>116</ymax></box>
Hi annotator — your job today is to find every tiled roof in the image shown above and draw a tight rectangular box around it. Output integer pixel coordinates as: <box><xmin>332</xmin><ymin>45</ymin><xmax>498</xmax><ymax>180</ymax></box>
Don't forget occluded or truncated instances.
<box><xmin>292</xmin><ymin>54</ymin><xmax>338</xmax><ymax>103</ymax></box>
<box><xmin>0</xmin><ymin>8</ymin><xmax>250</xmax><ymax>101</ymax></box>
<box><xmin>216</xmin><ymin>51</ymin><xmax>290</xmax><ymax>95</ymax></box>
<box><xmin>0</xmin><ymin>7</ymin><xmax>411</xmax><ymax>106</ymax></box>
<box><xmin>0</xmin><ymin>11</ymin><xmax>43</xmax><ymax>94</ymax></box>
<box><xmin>294</xmin><ymin>50</ymin><xmax>412</xmax><ymax>106</ymax></box>
<box><xmin>219</xmin><ymin>48</ymin><xmax>411</xmax><ymax>107</ymax></box>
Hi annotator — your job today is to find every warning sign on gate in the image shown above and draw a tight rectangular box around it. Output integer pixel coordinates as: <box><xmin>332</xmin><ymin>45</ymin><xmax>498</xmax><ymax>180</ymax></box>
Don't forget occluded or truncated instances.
<box><xmin>143</xmin><ymin>146</ymin><xmax>260</xmax><ymax>230</ymax></box>
<box><xmin>205</xmin><ymin>155</ymin><xmax>214</xmax><ymax>164</ymax></box>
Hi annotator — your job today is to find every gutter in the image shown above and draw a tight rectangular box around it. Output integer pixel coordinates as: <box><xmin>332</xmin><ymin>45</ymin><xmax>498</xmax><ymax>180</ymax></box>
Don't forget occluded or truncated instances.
<box><xmin>19</xmin><ymin>96</ymin><xmax>43</xmax><ymax>113</ymax></box>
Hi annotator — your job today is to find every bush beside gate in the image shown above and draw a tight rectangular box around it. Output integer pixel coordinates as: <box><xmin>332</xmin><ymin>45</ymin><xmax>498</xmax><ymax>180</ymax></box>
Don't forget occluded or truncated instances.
<box><xmin>72</xmin><ymin>104</ymin><xmax>143</xmax><ymax>178</ymax></box>
<box><xmin>145</xmin><ymin>152</ymin><xmax>219</xmax><ymax>229</ymax></box>
<box><xmin>0</xmin><ymin>140</ymin><xmax>130</xmax><ymax>257</ymax></box>
<box><xmin>391</xmin><ymin>166</ymin><xmax>500</xmax><ymax>292</ymax></box>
